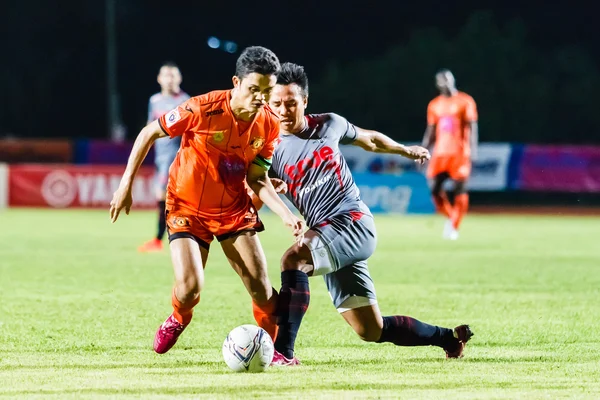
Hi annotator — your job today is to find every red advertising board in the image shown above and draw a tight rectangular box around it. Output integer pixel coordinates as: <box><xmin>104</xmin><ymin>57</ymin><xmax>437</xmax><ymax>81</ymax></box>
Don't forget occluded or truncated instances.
<box><xmin>9</xmin><ymin>164</ymin><xmax>156</xmax><ymax>209</ymax></box>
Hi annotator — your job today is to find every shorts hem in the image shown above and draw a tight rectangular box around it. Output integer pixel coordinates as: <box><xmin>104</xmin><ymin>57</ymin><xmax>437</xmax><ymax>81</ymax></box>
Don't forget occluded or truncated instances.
<box><xmin>335</xmin><ymin>295</ymin><xmax>378</xmax><ymax>313</ymax></box>
<box><xmin>215</xmin><ymin>224</ymin><xmax>265</xmax><ymax>242</ymax></box>
<box><xmin>168</xmin><ymin>232</ymin><xmax>210</xmax><ymax>250</ymax></box>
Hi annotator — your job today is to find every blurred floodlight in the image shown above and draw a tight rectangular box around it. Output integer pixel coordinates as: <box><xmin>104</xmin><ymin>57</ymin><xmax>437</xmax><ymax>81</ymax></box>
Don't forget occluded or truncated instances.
<box><xmin>223</xmin><ymin>41</ymin><xmax>238</xmax><ymax>54</ymax></box>
<box><xmin>207</xmin><ymin>36</ymin><xmax>221</xmax><ymax>49</ymax></box>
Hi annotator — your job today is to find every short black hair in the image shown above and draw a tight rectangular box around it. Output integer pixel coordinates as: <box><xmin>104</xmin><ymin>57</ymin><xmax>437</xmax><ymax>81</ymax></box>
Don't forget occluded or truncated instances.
<box><xmin>235</xmin><ymin>46</ymin><xmax>280</xmax><ymax>79</ymax></box>
<box><xmin>277</xmin><ymin>62</ymin><xmax>309</xmax><ymax>97</ymax></box>
<box><xmin>161</xmin><ymin>61</ymin><xmax>179</xmax><ymax>70</ymax></box>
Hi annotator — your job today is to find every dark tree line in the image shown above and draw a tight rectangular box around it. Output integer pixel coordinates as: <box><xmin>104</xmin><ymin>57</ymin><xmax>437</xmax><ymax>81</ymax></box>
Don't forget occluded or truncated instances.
<box><xmin>310</xmin><ymin>11</ymin><xmax>600</xmax><ymax>144</ymax></box>
<box><xmin>1</xmin><ymin>8</ymin><xmax>599</xmax><ymax>144</ymax></box>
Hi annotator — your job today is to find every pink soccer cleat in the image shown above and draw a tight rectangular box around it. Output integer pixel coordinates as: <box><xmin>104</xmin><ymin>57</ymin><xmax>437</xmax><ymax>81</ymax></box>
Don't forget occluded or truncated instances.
<box><xmin>153</xmin><ymin>314</ymin><xmax>187</xmax><ymax>354</ymax></box>
<box><xmin>138</xmin><ymin>238</ymin><xmax>163</xmax><ymax>252</ymax></box>
<box><xmin>444</xmin><ymin>324</ymin><xmax>474</xmax><ymax>359</ymax></box>
<box><xmin>270</xmin><ymin>350</ymin><xmax>301</xmax><ymax>366</ymax></box>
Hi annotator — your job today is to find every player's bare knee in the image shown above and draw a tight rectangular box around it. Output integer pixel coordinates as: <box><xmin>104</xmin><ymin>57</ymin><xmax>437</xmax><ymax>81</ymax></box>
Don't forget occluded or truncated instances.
<box><xmin>175</xmin><ymin>277</ymin><xmax>202</xmax><ymax>301</ymax></box>
<box><xmin>281</xmin><ymin>245</ymin><xmax>313</xmax><ymax>274</ymax></box>
<box><xmin>454</xmin><ymin>180</ymin><xmax>467</xmax><ymax>194</ymax></box>
<box><xmin>281</xmin><ymin>248</ymin><xmax>302</xmax><ymax>272</ymax></box>
<box><xmin>353</xmin><ymin>324</ymin><xmax>383</xmax><ymax>342</ymax></box>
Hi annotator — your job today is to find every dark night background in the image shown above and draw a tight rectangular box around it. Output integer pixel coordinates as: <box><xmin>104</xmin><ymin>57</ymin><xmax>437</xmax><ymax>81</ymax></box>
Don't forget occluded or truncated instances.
<box><xmin>2</xmin><ymin>0</ymin><xmax>599</xmax><ymax>144</ymax></box>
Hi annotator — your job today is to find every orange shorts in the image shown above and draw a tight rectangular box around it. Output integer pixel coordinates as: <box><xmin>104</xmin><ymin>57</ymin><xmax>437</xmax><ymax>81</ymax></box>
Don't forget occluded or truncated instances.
<box><xmin>165</xmin><ymin>204</ymin><xmax>264</xmax><ymax>249</ymax></box>
<box><xmin>427</xmin><ymin>156</ymin><xmax>471</xmax><ymax>181</ymax></box>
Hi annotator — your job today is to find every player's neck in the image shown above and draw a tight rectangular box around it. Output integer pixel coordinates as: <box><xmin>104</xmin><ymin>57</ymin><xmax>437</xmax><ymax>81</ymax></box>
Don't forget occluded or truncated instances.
<box><xmin>281</xmin><ymin>116</ymin><xmax>307</xmax><ymax>136</ymax></box>
<box><xmin>231</xmin><ymin>107</ymin><xmax>257</xmax><ymax>122</ymax></box>
<box><xmin>230</xmin><ymin>96</ymin><xmax>258</xmax><ymax>122</ymax></box>
<box><xmin>161</xmin><ymin>89</ymin><xmax>180</xmax><ymax>97</ymax></box>
<box><xmin>442</xmin><ymin>88</ymin><xmax>458</xmax><ymax>97</ymax></box>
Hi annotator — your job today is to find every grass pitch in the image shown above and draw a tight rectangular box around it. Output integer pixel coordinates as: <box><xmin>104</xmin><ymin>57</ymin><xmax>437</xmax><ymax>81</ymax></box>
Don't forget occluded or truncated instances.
<box><xmin>0</xmin><ymin>209</ymin><xmax>599</xmax><ymax>399</ymax></box>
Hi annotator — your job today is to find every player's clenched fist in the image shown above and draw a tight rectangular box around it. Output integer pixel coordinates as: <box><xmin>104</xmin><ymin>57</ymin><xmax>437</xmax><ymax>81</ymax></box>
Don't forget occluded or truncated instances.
<box><xmin>109</xmin><ymin>187</ymin><xmax>133</xmax><ymax>223</ymax></box>
<box><xmin>404</xmin><ymin>146</ymin><xmax>431</xmax><ymax>165</ymax></box>
<box><xmin>270</xmin><ymin>178</ymin><xmax>288</xmax><ymax>195</ymax></box>
<box><xmin>283</xmin><ymin>213</ymin><xmax>305</xmax><ymax>246</ymax></box>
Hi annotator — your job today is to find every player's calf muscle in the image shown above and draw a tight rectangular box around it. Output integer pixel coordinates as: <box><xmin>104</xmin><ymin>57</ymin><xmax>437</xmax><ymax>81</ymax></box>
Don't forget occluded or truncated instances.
<box><xmin>245</xmin><ymin>278</ymin><xmax>272</xmax><ymax>303</ymax></box>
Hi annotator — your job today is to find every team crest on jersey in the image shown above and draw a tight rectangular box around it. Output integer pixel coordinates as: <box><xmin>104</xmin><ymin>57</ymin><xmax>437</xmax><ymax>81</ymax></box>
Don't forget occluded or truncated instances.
<box><xmin>165</xmin><ymin>109</ymin><xmax>181</xmax><ymax>128</ymax></box>
<box><xmin>212</xmin><ymin>131</ymin><xmax>225</xmax><ymax>143</ymax></box>
<box><xmin>250</xmin><ymin>137</ymin><xmax>264</xmax><ymax>149</ymax></box>
<box><xmin>172</xmin><ymin>216</ymin><xmax>189</xmax><ymax>227</ymax></box>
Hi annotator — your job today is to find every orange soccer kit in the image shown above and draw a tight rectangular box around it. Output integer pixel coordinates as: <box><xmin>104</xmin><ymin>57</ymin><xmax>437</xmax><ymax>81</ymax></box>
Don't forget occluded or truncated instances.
<box><xmin>158</xmin><ymin>89</ymin><xmax>279</xmax><ymax>248</ymax></box>
<box><xmin>157</xmin><ymin>89</ymin><xmax>280</xmax><ymax>337</ymax></box>
<box><xmin>426</xmin><ymin>91</ymin><xmax>478</xmax><ymax>229</ymax></box>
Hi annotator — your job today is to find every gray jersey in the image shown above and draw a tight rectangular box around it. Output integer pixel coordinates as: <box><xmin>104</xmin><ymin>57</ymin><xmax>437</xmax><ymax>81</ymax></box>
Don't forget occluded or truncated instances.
<box><xmin>271</xmin><ymin>113</ymin><xmax>371</xmax><ymax>228</ymax></box>
<box><xmin>148</xmin><ymin>91</ymin><xmax>190</xmax><ymax>164</ymax></box>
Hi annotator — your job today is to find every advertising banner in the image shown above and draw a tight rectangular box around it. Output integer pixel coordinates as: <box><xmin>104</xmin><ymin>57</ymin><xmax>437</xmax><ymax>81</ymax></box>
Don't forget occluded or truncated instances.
<box><xmin>9</xmin><ymin>164</ymin><xmax>156</xmax><ymax>209</ymax></box>
<box><xmin>340</xmin><ymin>143</ymin><xmax>512</xmax><ymax>191</ymax></box>
<box><xmin>353</xmin><ymin>172</ymin><xmax>434</xmax><ymax>214</ymax></box>
<box><xmin>516</xmin><ymin>145</ymin><xmax>600</xmax><ymax>192</ymax></box>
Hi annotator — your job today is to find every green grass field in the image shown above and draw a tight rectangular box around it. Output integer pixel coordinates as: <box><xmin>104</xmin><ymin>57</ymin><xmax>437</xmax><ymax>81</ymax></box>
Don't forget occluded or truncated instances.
<box><xmin>1</xmin><ymin>209</ymin><xmax>599</xmax><ymax>399</ymax></box>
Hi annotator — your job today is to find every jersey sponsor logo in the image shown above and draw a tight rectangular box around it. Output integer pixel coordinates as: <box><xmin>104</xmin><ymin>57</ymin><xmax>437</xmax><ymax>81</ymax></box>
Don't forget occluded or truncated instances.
<box><xmin>205</xmin><ymin>108</ymin><xmax>225</xmax><ymax>117</ymax></box>
<box><xmin>297</xmin><ymin>173</ymin><xmax>334</xmax><ymax>199</ymax></box>
<box><xmin>283</xmin><ymin>146</ymin><xmax>343</xmax><ymax>197</ymax></box>
<box><xmin>217</xmin><ymin>154</ymin><xmax>246</xmax><ymax>186</ymax></box>
<box><xmin>165</xmin><ymin>109</ymin><xmax>181</xmax><ymax>128</ymax></box>
<box><xmin>438</xmin><ymin>116</ymin><xmax>456</xmax><ymax>134</ymax></box>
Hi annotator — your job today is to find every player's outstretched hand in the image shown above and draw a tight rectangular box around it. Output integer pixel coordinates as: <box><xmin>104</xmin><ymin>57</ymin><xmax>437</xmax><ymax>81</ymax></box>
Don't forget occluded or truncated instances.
<box><xmin>109</xmin><ymin>188</ymin><xmax>133</xmax><ymax>223</ymax></box>
<box><xmin>404</xmin><ymin>146</ymin><xmax>431</xmax><ymax>165</ymax></box>
<box><xmin>283</xmin><ymin>214</ymin><xmax>306</xmax><ymax>246</ymax></box>
<box><xmin>269</xmin><ymin>178</ymin><xmax>288</xmax><ymax>195</ymax></box>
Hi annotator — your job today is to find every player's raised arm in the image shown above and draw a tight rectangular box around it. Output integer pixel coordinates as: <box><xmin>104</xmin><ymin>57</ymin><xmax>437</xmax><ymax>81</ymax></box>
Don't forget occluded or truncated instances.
<box><xmin>351</xmin><ymin>126</ymin><xmax>430</xmax><ymax>163</ymax></box>
<box><xmin>110</xmin><ymin>120</ymin><xmax>166</xmax><ymax>223</ymax></box>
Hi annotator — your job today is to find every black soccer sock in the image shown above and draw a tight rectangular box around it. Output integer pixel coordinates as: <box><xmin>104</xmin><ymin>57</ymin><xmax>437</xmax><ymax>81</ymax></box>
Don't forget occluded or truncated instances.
<box><xmin>274</xmin><ymin>270</ymin><xmax>310</xmax><ymax>359</ymax></box>
<box><xmin>156</xmin><ymin>201</ymin><xmax>167</xmax><ymax>240</ymax></box>
<box><xmin>377</xmin><ymin>315</ymin><xmax>456</xmax><ymax>348</ymax></box>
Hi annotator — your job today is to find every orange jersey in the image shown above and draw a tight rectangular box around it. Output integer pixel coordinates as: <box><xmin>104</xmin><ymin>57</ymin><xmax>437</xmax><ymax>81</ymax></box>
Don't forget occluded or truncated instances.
<box><xmin>427</xmin><ymin>91</ymin><xmax>477</xmax><ymax>157</ymax></box>
<box><xmin>158</xmin><ymin>90</ymin><xmax>280</xmax><ymax>219</ymax></box>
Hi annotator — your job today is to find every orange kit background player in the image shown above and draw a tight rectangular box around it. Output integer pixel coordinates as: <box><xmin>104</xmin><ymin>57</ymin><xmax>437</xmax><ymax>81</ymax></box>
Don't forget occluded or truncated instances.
<box><xmin>110</xmin><ymin>46</ymin><xmax>305</xmax><ymax>354</ymax></box>
<box><xmin>422</xmin><ymin>69</ymin><xmax>478</xmax><ymax>240</ymax></box>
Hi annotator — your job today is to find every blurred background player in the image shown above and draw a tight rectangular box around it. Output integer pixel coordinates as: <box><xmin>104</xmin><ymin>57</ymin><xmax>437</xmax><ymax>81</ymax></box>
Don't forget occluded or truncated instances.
<box><xmin>110</xmin><ymin>47</ymin><xmax>305</xmax><ymax>354</ymax></box>
<box><xmin>422</xmin><ymin>69</ymin><xmax>478</xmax><ymax>240</ymax></box>
<box><xmin>265</xmin><ymin>62</ymin><xmax>472</xmax><ymax>366</ymax></box>
<box><xmin>139</xmin><ymin>62</ymin><xmax>190</xmax><ymax>252</ymax></box>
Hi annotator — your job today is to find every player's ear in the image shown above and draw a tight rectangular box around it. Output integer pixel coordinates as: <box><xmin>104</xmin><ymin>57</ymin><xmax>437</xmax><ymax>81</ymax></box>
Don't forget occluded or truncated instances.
<box><xmin>303</xmin><ymin>96</ymin><xmax>308</xmax><ymax>109</ymax></box>
<box><xmin>232</xmin><ymin>75</ymin><xmax>241</xmax><ymax>88</ymax></box>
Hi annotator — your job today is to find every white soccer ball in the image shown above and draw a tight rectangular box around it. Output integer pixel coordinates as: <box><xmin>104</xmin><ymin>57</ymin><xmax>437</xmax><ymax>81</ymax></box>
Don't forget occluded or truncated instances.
<box><xmin>222</xmin><ymin>324</ymin><xmax>274</xmax><ymax>373</ymax></box>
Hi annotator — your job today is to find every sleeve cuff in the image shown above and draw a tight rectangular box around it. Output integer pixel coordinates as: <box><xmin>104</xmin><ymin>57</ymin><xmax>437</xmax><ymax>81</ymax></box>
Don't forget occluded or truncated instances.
<box><xmin>157</xmin><ymin>118</ymin><xmax>171</xmax><ymax>137</ymax></box>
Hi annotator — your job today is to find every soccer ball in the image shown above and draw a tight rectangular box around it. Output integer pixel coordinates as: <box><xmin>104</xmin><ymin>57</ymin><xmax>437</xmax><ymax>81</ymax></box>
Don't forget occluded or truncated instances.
<box><xmin>222</xmin><ymin>324</ymin><xmax>274</xmax><ymax>372</ymax></box>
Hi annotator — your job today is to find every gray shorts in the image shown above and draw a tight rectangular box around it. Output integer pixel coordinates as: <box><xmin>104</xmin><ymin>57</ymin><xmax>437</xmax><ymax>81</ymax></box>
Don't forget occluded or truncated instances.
<box><xmin>303</xmin><ymin>212</ymin><xmax>378</xmax><ymax>311</ymax></box>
